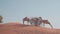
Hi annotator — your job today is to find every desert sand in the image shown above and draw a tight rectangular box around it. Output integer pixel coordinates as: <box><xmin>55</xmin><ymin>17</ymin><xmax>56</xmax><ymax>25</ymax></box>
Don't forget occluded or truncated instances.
<box><xmin>0</xmin><ymin>22</ymin><xmax>60</xmax><ymax>34</ymax></box>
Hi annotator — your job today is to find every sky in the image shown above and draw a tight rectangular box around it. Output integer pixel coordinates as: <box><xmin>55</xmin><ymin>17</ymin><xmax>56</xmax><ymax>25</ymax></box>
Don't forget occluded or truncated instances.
<box><xmin>0</xmin><ymin>0</ymin><xmax>60</xmax><ymax>29</ymax></box>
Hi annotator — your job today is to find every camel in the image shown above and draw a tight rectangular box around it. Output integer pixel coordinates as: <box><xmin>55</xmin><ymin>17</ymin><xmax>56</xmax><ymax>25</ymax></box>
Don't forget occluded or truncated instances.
<box><xmin>23</xmin><ymin>17</ymin><xmax>30</xmax><ymax>24</ymax></box>
<box><xmin>29</xmin><ymin>17</ymin><xmax>39</xmax><ymax>26</ymax></box>
<box><xmin>30</xmin><ymin>17</ymin><xmax>43</xmax><ymax>26</ymax></box>
<box><xmin>41</xmin><ymin>20</ymin><xmax>53</xmax><ymax>28</ymax></box>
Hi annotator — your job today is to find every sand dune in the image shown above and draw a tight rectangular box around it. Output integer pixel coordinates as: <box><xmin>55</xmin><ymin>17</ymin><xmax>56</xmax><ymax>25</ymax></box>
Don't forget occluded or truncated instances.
<box><xmin>0</xmin><ymin>22</ymin><xmax>60</xmax><ymax>34</ymax></box>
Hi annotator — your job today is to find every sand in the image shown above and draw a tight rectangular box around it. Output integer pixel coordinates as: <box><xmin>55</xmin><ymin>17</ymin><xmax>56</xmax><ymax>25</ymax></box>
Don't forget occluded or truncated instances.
<box><xmin>0</xmin><ymin>22</ymin><xmax>60</xmax><ymax>34</ymax></box>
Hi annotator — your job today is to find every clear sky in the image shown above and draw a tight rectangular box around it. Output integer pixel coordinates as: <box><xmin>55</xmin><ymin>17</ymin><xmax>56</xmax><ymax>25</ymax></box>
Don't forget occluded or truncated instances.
<box><xmin>0</xmin><ymin>0</ymin><xmax>60</xmax><ymax>28</ymax></box>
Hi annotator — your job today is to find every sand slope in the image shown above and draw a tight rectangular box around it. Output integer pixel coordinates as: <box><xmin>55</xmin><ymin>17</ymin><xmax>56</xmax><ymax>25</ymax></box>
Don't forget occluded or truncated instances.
<box><xmin>0</xmin><ymin>22</ymin><xmax>60</xmax><ymax>34</ymax></box>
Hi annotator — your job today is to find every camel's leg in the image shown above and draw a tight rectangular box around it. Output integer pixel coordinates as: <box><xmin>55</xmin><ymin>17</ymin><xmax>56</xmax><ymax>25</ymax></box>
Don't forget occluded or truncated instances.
<box><xmin>27</xmin><ymin>21</ymin><xmax>29</xmax><ymax>25</ymax></box>
<box><xmin>31</xmin><ymin>22</ymin><xmax>33</xmax><ymax>25</ymax></box>
<box><xmin>43</xmin><ymin>23</ymin><xmax>45</xmax><ymax>27</ymax></box>
<box><xmin>49</xmin><ymin>24</ymin><xmax>53</xmax><ymax>28</ymax></box>
<box><xmin>30</xmin><ymin>21</ymin><xmax>33</xmax><ymax>26</ymax></box>
<box><xmin>0</xmin><ymin>21</ymin><xmax>2</xmax><ymax>23</ymax></box>
<box><xmin>38</xmin><ymin>21</ymin><xmax>42</xmax><ymax>26</ymax></box>
<box><xmin>29</xmin><ymin>20</ymin><xmax>33</xmax><ymax>26</ymax></box>
<box><xmin>23</xmin><ymin>21</ymin><xmax>24</xmax><ymax>24</ymax></box>
<box><xmin>34</xmin><ymin>22</ymin><xmax>37</xmax><ymax>26</ymax></box>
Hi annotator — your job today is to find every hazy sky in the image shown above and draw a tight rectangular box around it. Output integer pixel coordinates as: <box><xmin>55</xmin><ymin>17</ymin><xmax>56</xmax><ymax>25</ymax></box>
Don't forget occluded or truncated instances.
<box><xmin>0</xmin><ymin>0</ymin><xmax>60</xmax><ymax>28</ymax></box>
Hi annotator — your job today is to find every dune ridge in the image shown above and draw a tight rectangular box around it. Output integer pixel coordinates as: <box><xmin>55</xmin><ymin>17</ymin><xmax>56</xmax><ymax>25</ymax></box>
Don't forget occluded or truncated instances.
<box><xmin>0</xmin><ymin>22</ymin><xmax>60</xmax><ymax>34</ymax></box>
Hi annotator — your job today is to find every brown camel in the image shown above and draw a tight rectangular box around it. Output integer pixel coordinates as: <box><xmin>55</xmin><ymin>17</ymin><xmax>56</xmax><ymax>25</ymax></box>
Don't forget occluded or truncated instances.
<box><xmin>23</xmin><ymin>17</ymin><xmax>30</xmax><ymax>24</ymax></box>
<box><xmin>29</xmin><ymin>17</ymin><xmax>39</xmax><ymax>26</ymax></box>
<box><xmin>41</xmin><ymin>20</ymin><xmax>53</xmax><ymax>28</ymax></box>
